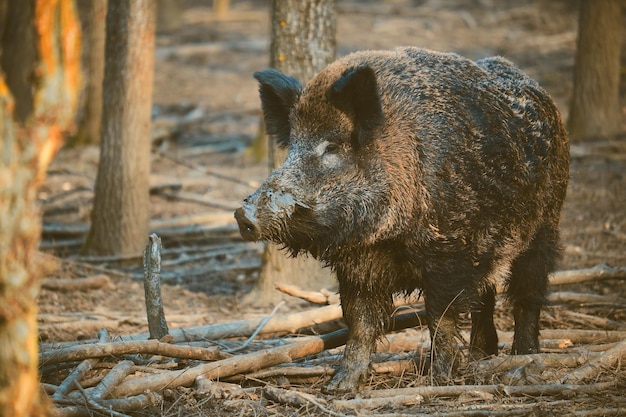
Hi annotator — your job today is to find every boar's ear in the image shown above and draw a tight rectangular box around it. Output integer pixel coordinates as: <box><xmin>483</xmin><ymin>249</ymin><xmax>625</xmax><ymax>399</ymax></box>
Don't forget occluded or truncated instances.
<box><xmin>254</xmin><ymin>69</ymin><xmax>302</xmax><ymax>148</ymax></box>
<box><xmin>327</xmin><ymin>65</ymin><xmax>385</xmax><ymax>150</ymax></box>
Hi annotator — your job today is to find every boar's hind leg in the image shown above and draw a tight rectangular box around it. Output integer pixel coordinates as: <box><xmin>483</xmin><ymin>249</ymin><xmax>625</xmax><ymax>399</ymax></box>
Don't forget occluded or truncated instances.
<box><xmin>326</xmin><ymin>283</ymin><xmax>393</xmax><ymax>393</ymax></box>
<box><xmin>508</xmin><ymin>226</ymin><xmax>560</xmax><ymax>354</ymax></box>
<box><xmin>469</xmin><ymin>284</ymin><xmax>498</xmax><ymax>359</ymax></box>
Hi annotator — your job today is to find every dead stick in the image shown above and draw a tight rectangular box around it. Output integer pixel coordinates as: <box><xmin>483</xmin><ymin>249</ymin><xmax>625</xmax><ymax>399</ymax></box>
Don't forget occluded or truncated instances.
<box><xmin>72</xmin><ymin>380</ymin><xmax>131</xmax><ymax>417</ymax></box>
<box><xmin>143</xmin><ymin>234</ymin><xmax>169</xmax><ymax>340</ymax></box>
<box><xmin>549</xmin><ymin>291</ymin><xmax>626</xmax><ymax>306</ymax></box>
<box><xmin>110</xmin><ymin>334</ymin><xmax>330</xmax><ymax>397</ymax></box>
<box><xmin>538</xmin><ymin>329</ymin><xmax>626</xmax><ymax>344</ymax></box>
<box><xmin>240</xmin><ymin>365</ymin><xmax>333</xmax><ymax>381</ymax></box>
<box><xmin>263</xmin><ymin>386</ymin><xmax>347</xmax><ymax>417</ymax></box>
<box><xmin>558</xmin><ymin>310</ymin><xmax>626</xmax><ymax>330</ymax></box>
<box><xmin>118</xmin><ymin>303</ymin><xmax>345</xmax><ymax>343</ymax></box>
<box><xmin>40</xmin><ymin>339</ymin><xmax>225</xmax><ymax>365</ymax></box>
<box><xmin>110</xmin><ymin>312</ymin><xmax>422</xmax><ymax>397</ymax></box>
<box><xmin>226</xmin><ymin>301</ymin><xmax>285</xmax><ymax>353</ymax></box>
<box><xmin>40</xmin><ymin>303</ymin><xmax>344</xmax><ymax>349</ymax></box>
<box><xmin>557</xmin><ymin>338</ymin><xmax>626</xmax><ymax>384</ymax></box>
<box><xmin>50</xmin><ymin>393</ymin><xmax>162</xmax><ymax>417</ymax></box>
<box><xmin>333</xmin><ymin>394</ymin><xmax>424</xmax><ymax>411</ymax></box>
<box><xmin>359</xmin><ymin>380</ymin><xmax>616</xmax><ymax>400</ymax></box>
<box><xmin>276</xmin><ymin>264</ymin><xmax>626</xmax><ymax>306</ymax></box>
<box><xmin>548</xmin><ymin>263</ymin><xmax>626</xmax><ymax>286</ymax></box>
<box><xmin>467</xmin><ymin>352</ymin><xmax>600</xmax><ymax>374</ymax></box>
<box><xmin>51</xmin><ymin>329</ymin><xmax>110</xmax><ymax>400</ymax></box>
<box><xmin>52</xmin><ymin>359</ymin><xmax>96</xmax><ymax>400</ymax></box>
<box><xmin>42</xmin><ymin>274</ymin><xmax>113</xmax><ymax>292</ymax></box>
<box><xmin>275</xmin><ymin>283</ymin><xmax>336</xmax><ymax>305</ymax></box>
<box><xmin>90</xmin><ymin>360</ymin><xmax>134</xmax><ymax>400</ymax></box>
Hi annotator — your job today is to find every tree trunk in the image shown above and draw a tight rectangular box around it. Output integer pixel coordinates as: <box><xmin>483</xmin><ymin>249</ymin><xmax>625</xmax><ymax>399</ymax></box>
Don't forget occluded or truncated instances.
<box><xmin>247</xmin><ymin>0</ymin><xmax>337</xmax><ymax>306</ymax></box>
<box><xmin>72</xmin><ymin>0</ymin><xmax>107</xmax><ymax>146</ymax></box>
<box><xmin>213</xmin><ymin>0</ymin><xmax>231</xmax><ymax>20</ymax></box>
<box><xmin>568</xmin><ymin>0</ymin><xmax>623</xmax><ymax>141</ymax></box>
<box><xmin>82</xmin><ymin>0</ymin><xmax>155</xmax><ymax>256</ymax></box>
<box><xmin>157</xmin><ymin>0</ymin><xmax>182</xmax><ymax>33</ymax></box>
<box><xmin>0</xmin><ymin>1</ymin><xmax>81</xmax><ymax>416</ymax></box>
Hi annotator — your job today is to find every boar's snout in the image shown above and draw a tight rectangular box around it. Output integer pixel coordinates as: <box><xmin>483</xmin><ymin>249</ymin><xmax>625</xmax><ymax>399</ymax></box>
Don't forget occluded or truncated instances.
<box><xmin>234</xmin><ymin>204</ymin><xmax>260</xmax><ymax>241</ymax></box>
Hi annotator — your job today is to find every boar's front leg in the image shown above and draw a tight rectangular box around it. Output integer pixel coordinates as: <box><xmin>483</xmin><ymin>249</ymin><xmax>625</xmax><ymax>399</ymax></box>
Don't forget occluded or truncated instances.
<box><xmin>326</xmin><ymin>275</ymin><xmax>393</xmax><ymax>393</ymax></box>
<box><xmin>423</xmin><ymin>278</ymin><xmax>465</xmax><ymax>381</ymax></box>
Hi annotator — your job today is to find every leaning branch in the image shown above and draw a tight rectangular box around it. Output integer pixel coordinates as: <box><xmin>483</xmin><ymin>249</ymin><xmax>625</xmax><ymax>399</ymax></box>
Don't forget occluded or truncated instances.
<box><xmin>40</xmin><ymin>339</ymin><xmax>226</xmax><ymax>366</ymax></box>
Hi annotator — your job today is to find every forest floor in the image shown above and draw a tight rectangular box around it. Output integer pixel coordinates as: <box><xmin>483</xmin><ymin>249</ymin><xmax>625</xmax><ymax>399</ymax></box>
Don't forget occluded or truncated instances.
<box><xmin>37</xmin><ymin>0</ymin><xmax>626</xmax><ymax>416</ymax></box>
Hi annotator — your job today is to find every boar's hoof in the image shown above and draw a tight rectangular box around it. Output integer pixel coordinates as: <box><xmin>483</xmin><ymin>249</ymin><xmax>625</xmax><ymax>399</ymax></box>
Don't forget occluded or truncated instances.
<box><xmin>234</xmin><ymin>207</ymin><xmax>260</xmax><ymax>241</ymax></box>
<box><xmin>426</xmin><ymin>355</ymin><xmax>456</xmax><ymax>385</ymax></box>
<box><xmin>324</xmin><ymin>369</ymin><xmax>365</xmax><ymax>394</ymax></box>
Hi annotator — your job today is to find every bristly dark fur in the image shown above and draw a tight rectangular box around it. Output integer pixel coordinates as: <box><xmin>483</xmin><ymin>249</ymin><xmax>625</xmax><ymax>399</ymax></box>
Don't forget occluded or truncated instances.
<box><xmin>236</xmin><ymin>47</ymin><xmax>570</xmax><ymax>393</ymax></box>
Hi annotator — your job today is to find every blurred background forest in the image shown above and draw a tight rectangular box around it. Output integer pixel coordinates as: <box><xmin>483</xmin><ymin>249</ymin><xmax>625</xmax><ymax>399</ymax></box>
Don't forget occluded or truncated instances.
<box><xmin>0</xmin><ymin>0</ymin><xmax>625</xmax><ymax>416</ymax></box>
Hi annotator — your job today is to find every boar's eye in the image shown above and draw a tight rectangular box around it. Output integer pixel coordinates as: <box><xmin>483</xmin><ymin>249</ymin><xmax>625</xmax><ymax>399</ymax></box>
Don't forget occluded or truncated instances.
<box><xmin>324</xmin><ymin>143</ymin><xmax>340</xmax><ymax>155</ymax></box>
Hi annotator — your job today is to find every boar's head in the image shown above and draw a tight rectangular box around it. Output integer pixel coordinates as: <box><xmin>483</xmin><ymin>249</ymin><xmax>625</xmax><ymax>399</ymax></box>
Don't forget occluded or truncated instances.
<box><xmin>235</xmin><ymin>64</ymin><xmax>405</xmax><ymax>259</ymax></box>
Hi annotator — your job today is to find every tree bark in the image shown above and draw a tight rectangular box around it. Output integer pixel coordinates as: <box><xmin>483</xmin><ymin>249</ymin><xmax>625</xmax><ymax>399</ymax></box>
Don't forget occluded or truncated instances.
<box><xmin>568</xmin><ymin>0</ymin><xmax>623</xmax><ymax>141</ymax></box>
<box><xmin>72</xmin><ymin>0</ymin><xmax>107</xmax><ymax>146</ymax></box>
<box><xmin>82</xmin><ymin>0</ymin><xmax>156</xmax><ymax>256</ymax></box>
<box><xmin>247</xmin><ymin>0</ymin><xmax>337</xmax><ymax>306</ymax></box>
<box><xmin>0</xmin><ymin>1</ymin><xmax>81</xmax><ymax>416</ymax></box>
<box><xmin>157</xmin><ymin>0</ymin><xmax>182</xmax><ymax>33</ymax></box>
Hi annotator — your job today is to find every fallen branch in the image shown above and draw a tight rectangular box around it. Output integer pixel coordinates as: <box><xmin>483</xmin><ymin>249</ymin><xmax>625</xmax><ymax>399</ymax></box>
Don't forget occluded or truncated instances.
<box><xmin>42</xmin><ymin>275</ymin><xmax>114</xmax><ymax>292</ymax></box>
<box><xmin>40</xmin><ymin>339</ymin><xmax>226</xmax><ymax>366</ymax></box>
<box><xmin>558</xmin><ymin>310</ymin><xmax>626</xmax><ymax>330</ymax></box>
<box><xmin>72</xmin><ymin>381</ymin><xmax>130</xmax><ymax>417</ymax></box>
<box><xmin>110</xmin><ymin>333</ymin><xmax>332</xmax><ymax>397</ymax></box>
<box><xmin>42</xmin><ymin>214</ymin><xmax>238</xmax><ymax>239</ymax></box>
<box><xmin>50</xmin><ymin>393</ymin><xmax>162</xmax><ymax>417</ymax></box>
<box><xmin>52</xmin><ymin>329</ymin><xmax>110</xmax><ymax>400</ymax></box>
<box><xmin>557</xmin><ymin>338</ymin><xmax>626</xmax><ymax>384</ymax></box>
<box><xmin>120</xmin><ymin>303</ymin><xmax>345</xmax><ymax>343</ymax></box>
<box><xmin>549</xmin><ymin>291</ymin><xmax>626</xmax><ymax>306</ymax></box>
<box><xmin>263</xmin><ymin>386</ymin><xmax>345</xmax><ymax>417</ymax></box>
<box><xmin>90</xmin><ymin>360</ymin><xmax>135</xmax><ymax>400</ymax></box>
<box><xmin>109</xmin><ymin>311</ymin><xmax>427</xmax><ymax>397</ymax></box>
<box><xmin>275</xmin><ymin>264</ymin><xmax>625</xmax><ymax>307</ymax></box>
<box><xmin>52</xmin><ymin>359</ymin><xmax>97</xmax><ymax>401</ymax></box>
<box><xmin>359</xmin><ymin>380</ymin><xmax>616</xmax><ymax>400</ymax></box>
<box><xmin>226</xmin><ymin>301</ymin><xmax>285</xmax><ymax>353</ymax></box>
<box><xmin>333</xmin><ymin>393</ymin><xmax>424</xmax><ymax>411</ymax></box>
<box><xmin>39</xmin><ymin>303</ymin><xmax>344</xmax><ymax>349</ymax></box>
<box><xmin>275</xmin><ymin>283</ymin><xmax>338</xmax><ymax>305</ymax></box>
<box><xmin>236</xmin><ymin>356</ymin><xmax>416</xmax><ymax>384</ymax></box>
<box><xmin>466</xmin><ymin>352</ymin><xmax>601</xmax><ymax>375</ymax></box>
<box><xmin>548</xmin><ymin>264</ymin><xmax>626</xmax><ymax>286</ymax></box>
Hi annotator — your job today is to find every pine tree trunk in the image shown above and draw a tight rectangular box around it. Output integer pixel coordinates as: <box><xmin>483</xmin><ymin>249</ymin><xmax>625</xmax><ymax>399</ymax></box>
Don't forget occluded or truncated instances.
<box><xmin>82</xmin><ymin>0</ymin><xmax>155</xmax><ymax>256</ymax></box>
<box><xmin>247</xmin><ymin>0</ymin><xmax>337</xmax><ymax>306</ymax></box>
<box><xmin>0</xmin><ymin>1</ymin><xmax>81</xmax><ymax>415</ymax></box>
<box><xmin>568</xmin><ymin>0</ymin><xmax>623</xmax><ymax>141</ymax></box>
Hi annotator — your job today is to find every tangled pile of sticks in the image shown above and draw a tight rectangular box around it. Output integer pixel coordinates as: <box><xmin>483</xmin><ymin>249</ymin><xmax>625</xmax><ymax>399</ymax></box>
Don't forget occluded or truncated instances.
<box><xmin>40</xmin><ymin>236</ymin><xmax>626</xmax><ymax>417</ymax></box>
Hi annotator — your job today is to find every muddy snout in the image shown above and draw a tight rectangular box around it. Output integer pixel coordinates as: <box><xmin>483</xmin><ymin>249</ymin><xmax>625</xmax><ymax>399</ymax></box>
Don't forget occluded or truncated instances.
<box><xmin>235</xmin><ymin>189</ymin><xmax>303</xmax><ymax>242</ymax></box>
<box><xmin>234</xmin><ymin>203</ymin><xmax>260</xmax><ymax>241</ymax></box>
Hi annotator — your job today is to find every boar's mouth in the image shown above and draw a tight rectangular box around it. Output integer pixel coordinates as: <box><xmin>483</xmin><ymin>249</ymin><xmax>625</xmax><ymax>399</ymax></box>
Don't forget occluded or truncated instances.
<box><xmin>234</xmin><ymin>198</ymin><xmax>333</xmax><ymax>259</ymax></box>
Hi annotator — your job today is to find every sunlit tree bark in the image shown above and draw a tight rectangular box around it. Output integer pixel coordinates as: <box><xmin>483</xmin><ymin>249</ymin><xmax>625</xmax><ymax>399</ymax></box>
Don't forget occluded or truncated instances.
<box><xmin>0</xmin><ymin>1</ymin><xmax>81</xmax><ymax>415</ymax></box>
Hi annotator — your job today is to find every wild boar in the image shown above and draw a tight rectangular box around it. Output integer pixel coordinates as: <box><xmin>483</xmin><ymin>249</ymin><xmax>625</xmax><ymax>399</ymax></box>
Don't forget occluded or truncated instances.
<box><xmin>235</xmin><ymin>47</ymin><xmax>569</xmax><ymax>393</ymax></box>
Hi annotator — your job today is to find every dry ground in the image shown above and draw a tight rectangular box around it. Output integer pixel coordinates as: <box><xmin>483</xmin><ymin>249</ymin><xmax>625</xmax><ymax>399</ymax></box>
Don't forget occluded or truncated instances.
<box><xmin>38</xmin><ymin>0</ymin><xmax>625</xmax><ymax>416</ymax></box>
